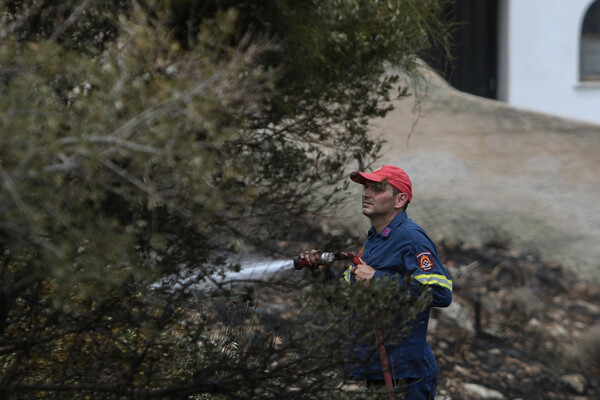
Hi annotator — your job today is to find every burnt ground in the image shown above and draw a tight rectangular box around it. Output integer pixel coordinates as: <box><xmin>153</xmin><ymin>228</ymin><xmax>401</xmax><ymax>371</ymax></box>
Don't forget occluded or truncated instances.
<box><xmin>432</xmin><ymin>244</ymin><xmax>600</xmax><ymax>400</ymax></box>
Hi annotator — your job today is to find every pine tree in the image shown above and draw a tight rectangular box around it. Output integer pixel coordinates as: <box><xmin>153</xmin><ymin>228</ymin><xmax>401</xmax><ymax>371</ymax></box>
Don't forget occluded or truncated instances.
<box><xmin>0</xmin><ymin>1</ymin><xmax>450</xmax><ymax>398</ymax></box>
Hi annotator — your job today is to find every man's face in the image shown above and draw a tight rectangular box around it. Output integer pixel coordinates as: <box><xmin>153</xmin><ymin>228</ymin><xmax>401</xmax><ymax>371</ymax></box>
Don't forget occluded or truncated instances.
<box><xmin>361</xmin><ymin>181</ymin><xmax>399</xmax><ymax>219</ymax></box>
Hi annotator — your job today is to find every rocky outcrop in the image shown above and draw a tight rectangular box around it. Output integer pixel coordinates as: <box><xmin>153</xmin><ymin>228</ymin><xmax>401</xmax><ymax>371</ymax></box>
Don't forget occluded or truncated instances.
<box><xmin>334</xmin><ymin>69</ymin><xmax>600</xmax><ymax>282</ymax></box>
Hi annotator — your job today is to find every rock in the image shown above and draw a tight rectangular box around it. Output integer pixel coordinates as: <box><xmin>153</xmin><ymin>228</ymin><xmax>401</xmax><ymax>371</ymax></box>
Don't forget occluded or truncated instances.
<box><xmin>524</xmin><ymin>363</ymin><xmax>542</xmax><ymax>376</ymax></box>
<box><xmin>463</xmin><ymin>383</ymin><xmax>504</xmax><ymax>399</ymax></box>
<box><xmin>429</xmin><ymin>317</ymin><xmax>439</xmax><ymax>331</ymax></box>
<box><xmin>453</xmin><ymin>365</ymin><xmax>477</xmax><ymax>380</ymax></box>
<box><xmin>573</xmin><ymin>281</ymin><xmax>600</xmax><ymax>299</ymax></box>
<box><xmin>488</xmin><ymin>348</ymin><xmax>502</xmax><ymax>356</ymax></box>
<box><xmin>272</xmin><ymin>336</ymin><xmax>284</xmax><ymax>350</ymax></box>
<box><xmin>559</xmin><ymin>374</ymin><xmax>587</xmax><ymax>394</ymax></box>
<box><xmin>339</xmin><ymin>382</ymin><xmax>362</xmax><ymax>394</ymax></box>
<box><xmin>481</xmin><ymin>292</ymin><xmax>503</xmax><ymax>315</ymax></box>
<box><xmin>503</xmin><ymin>373</ymin><xmax>515</xmax><ymax>386</ymax></box>
<box><xmin>547</xmin><ymin>323</ymin><xmax>569</xmax><ymax>339</ymax></box>
<box><xmin>544</xmin><ymin>260</ymin><xmax>562</xmax><ymax>271</ymax></box>
<box><xmin>574</xmin><ymin>299</ymin><xmax>600</xmax><ymax>314</ymax></box>
<box><xmin>438</xmin><ymin>301</ymin><xmax>474</xmax><ymax>333</ymax></box>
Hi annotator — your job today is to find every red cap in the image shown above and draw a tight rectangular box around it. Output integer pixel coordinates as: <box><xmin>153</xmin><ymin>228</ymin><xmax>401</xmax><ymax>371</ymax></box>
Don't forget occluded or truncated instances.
<box><xmin>350</xmin><ymin>165</ymin><xmax>413</xmax><ymax>201</ymax></box>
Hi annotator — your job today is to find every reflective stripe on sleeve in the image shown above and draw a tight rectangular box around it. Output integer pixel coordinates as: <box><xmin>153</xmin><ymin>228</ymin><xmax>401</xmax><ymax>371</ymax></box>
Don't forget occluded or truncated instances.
<box><xmin>413</xmin><ymin>273</ymin><xmax>453</xmax><ymax>291</ymax></box>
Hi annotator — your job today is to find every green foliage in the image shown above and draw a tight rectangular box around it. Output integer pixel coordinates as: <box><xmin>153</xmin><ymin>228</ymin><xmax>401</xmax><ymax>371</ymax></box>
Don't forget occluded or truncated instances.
<box><xmin>0</xmin><ymin>0</ymin><xmax>451</xmax><ymax>398</ymax></box>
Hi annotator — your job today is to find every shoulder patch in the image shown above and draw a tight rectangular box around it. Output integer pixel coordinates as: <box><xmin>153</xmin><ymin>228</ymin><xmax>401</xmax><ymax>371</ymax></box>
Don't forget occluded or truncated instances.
<box><xmin>416</xmin><ymin>251</ymin><xmax>435</xmax><ymax>271</ymax></box>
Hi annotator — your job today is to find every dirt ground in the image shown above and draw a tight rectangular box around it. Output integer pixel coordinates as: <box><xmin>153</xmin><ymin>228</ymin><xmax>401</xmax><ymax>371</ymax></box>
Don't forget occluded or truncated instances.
<box><xmin>334</xmin><ymin>69</ymin><xmax>600</xmax><ymax>281</ymax></box>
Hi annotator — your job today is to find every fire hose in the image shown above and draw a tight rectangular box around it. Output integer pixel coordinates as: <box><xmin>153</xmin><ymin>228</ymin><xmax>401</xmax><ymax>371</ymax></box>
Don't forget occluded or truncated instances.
<box><xmin>293</xmin><ymin>252</ymin><xmax>396</xmax><ymax>399</ymax></box>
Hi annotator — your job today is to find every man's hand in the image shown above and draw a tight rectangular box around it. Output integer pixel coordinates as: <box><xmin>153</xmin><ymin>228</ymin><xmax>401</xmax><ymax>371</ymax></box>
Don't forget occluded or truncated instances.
<box><xmin>352</xmin><ymin>257</ymin><xmax>375</xmax><ymax>284</ymax></box>
<box><xmin>298</xmin><ymin>249</ymin><xmax>330</xmax><ymax>272</ymax></box>
<box><xmin>298</xmin><ymin>249</ymin><xmax>321</xmax><ymax>266</ymax></box>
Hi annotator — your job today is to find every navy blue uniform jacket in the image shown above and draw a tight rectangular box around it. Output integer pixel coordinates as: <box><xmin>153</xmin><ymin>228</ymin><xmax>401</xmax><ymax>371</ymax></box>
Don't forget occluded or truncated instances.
<box><xmin>342</xmin><ymin>212</ymin><xmax>453</xmax><ymax>380</ymax></box>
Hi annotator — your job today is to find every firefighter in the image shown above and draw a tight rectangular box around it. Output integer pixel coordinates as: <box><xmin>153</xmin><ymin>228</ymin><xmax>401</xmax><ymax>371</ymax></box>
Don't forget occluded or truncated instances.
<box><xmin>299</xmin><ymin>165</ymin><xmax>452</xmax><ymax>400</ymax></box>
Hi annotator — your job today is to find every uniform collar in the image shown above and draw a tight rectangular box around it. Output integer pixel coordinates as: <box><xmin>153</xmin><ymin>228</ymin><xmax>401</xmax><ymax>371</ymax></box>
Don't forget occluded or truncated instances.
<box><xmin>367</xmin><ymin>212</ymin><xmax>408</xmax><ymax>238</ymax></box>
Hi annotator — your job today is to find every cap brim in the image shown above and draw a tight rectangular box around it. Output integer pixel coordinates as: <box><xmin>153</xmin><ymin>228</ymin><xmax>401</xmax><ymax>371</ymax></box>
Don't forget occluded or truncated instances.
<box><xmin>350</xmin><ymin>171</ymin><xmax>386</xmax><ymax>184</ymax></box>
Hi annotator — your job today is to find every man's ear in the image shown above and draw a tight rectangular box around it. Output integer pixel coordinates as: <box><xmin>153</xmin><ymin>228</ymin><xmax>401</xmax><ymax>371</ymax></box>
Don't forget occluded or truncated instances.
<box><xmin>394</xmin><ymin>193</ymin><xmax>408</xmax><ymax>209</ymax></box>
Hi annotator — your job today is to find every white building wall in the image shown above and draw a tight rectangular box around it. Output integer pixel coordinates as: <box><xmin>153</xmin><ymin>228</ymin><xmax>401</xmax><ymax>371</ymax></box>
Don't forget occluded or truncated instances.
<box><xmin>499</xmin><ymin>0</ymin><xmax>600</xmax><ymax>125</ymax></box>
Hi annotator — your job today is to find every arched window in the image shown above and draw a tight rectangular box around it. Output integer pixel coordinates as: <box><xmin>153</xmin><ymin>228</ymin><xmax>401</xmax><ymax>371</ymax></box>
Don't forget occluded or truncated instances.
<box><xmin>581</xmin><ymin>0</ymin><xmax>600</xmax><ymax>80</ymax></box>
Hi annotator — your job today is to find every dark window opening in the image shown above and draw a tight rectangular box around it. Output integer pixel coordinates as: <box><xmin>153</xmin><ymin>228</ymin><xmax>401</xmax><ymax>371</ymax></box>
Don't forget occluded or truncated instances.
<box><xmin>581</xmin><ymin>0</ymin><xmax>600</xmax><ymax>81</ymax></box>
